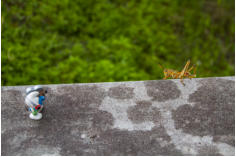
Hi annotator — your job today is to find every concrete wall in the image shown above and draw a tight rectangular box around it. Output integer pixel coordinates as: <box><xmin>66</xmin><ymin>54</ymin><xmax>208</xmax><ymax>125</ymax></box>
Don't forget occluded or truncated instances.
<box><xmin>1</xmin><ymin>77</ymin><xmax>235</xmax><ymax>155</ymax></box>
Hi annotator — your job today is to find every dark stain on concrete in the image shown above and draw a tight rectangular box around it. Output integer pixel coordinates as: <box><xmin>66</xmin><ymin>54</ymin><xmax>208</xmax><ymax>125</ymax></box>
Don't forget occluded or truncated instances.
<box><xmin>127</xmin><ymin>100</ymin><xmax>161</xmax><ymax>124</ymax></box>
<box><xmin>1</xmin><ymin>90</ymin><xmax>29</xmax><ymax>132</ymax></box>
<box><xmin>40</xmin><ymin>85</ymin><xmax>113</xmax><ymax>132</ymax></box>
<box><xmin>1</xmin><ymin>128</ymin><xmax>30</xmax><ymax>155</ymax></box>
<box><xmin>1</xmin><ymin>89</ymin><xmax>24</xmax><ymax>103</ymax></box>
<box><xmin>55</xmin><ymin>85</ymin><xmax>107</xmax><ymax>107</ymax></box>
<box><xmin>108</xmin><ymin>85</ymin><xmax>134</xmax><ymax>99</ymax></box>
<box><xmin>92</xmin><ymin>110</ymin><xmax>114</xmax><ymax>132</ymax></box>
<box><xmin>98</xmin><ymin>126</ymin><xmax>182</xmax><ymax>155</ymax></box>
<box><xmin>213</xmin><ymin>135</ymin><xmax>235</xmax><ymax>147</ymax></box>
<box><xmin>145</xmin><ymin>80</ymin><xmax>181</xmax><ymax>102</ymax></box>
<box><xmin>172</xmin><ymin>78</ymin><xmax>235</xmax><ymax>146</ymax></box>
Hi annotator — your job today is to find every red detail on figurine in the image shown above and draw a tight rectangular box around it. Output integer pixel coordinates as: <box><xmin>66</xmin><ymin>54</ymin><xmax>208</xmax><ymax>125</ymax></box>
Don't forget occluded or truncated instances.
<box><xmin>35</xmin><ymin>105</ymin><xmax>41</xmax><ymax>110</ymax></box>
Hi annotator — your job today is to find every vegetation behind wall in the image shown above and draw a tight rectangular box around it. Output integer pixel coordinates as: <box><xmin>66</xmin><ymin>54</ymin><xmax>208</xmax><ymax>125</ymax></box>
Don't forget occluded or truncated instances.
<box><xmin>2</xmin><ymin>0</ymin><xmax>235</xmax><ymax>85</ymax></box>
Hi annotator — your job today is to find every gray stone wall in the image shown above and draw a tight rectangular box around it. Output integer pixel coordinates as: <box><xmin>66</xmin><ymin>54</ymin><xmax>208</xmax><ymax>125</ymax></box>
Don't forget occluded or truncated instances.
<box><xmin>1</xmin><ymin>77</ymin><xmax>235</xmax><ymax>155</ymax></box>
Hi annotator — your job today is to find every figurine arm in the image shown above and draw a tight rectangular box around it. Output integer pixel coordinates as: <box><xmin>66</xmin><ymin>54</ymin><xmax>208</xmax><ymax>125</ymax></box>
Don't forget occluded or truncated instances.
<box><xmin>39</xmin><ymin>96</ymin><xmax>45</xmax><ymax>105</ymax></box>
<box><xmin>41</xmin><ymin>96</ymin><xmax>45</xmax><ymax>101</ymax></box>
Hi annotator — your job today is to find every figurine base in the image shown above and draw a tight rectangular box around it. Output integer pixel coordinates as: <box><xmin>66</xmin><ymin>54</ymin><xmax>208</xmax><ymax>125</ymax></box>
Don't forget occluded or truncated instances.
<box><xmin>29</xmin><ymin>113</ymin><xmax>42</xmax><ymax>120</ymax></box>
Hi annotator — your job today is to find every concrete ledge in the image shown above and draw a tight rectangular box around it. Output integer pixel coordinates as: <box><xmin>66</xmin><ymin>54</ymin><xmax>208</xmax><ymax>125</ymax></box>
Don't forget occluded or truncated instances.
<box><xmin>1</xmin><ymin>77</ymin><xmax>235</xmax><ymax>155</ymax></box>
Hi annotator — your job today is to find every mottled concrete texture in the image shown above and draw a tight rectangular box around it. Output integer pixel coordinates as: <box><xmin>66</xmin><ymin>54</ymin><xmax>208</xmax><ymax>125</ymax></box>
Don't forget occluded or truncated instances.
<box><xmin>1</xmin><ymin>77</ymin><xmax>235</xmax><ymax>156</ymax></box>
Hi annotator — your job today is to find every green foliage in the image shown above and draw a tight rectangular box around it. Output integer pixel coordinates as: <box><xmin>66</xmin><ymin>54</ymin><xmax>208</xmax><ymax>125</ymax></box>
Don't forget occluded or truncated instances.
<box><xmin>2</xmin><ymin>0</ymin><xmax>235</xmax><ymax>85</ymax></box>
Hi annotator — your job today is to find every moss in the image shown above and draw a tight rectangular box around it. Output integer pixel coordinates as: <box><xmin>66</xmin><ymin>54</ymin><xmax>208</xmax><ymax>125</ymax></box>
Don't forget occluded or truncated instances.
<box><xmin>2</xmin><ymin>0</ymin><xmax>235</xmax><ymax>85</ymax></box>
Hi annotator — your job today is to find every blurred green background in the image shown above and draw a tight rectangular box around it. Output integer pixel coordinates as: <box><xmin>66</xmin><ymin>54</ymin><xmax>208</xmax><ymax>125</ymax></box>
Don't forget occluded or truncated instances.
<box><xmin>2</xmin><ymin>0</ymin><xmax>235</xmax><ymax>86</ymax></box>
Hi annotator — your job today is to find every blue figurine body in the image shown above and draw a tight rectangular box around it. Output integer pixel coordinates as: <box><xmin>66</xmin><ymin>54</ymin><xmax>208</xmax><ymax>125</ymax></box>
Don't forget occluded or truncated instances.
<box><xmin>39</xmin><ymin>95</ymin><xmax>45</xmax><ymax>106</ymax></box>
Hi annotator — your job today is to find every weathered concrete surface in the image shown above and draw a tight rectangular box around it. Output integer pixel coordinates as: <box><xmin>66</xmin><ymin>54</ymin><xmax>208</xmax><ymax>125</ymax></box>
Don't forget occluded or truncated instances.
<box><xmin>1</xmin><ymin>77</ymin><xmax>235</xmax><ymax>156</ymax></box>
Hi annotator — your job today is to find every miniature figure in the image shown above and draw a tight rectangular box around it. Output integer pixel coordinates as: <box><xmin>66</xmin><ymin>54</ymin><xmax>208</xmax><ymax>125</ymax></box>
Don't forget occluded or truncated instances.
<box><xmin>25</xmin><ymin>85</ymin><xmax>47</xmax><ymax>120</ymax></box>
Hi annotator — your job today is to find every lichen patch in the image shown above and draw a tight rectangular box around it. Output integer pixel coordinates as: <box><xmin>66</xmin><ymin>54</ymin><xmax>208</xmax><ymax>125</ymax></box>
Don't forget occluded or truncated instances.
<box><xmin>145</xmin><ymin>80</ymin><xmax>181</xmax><ymax>102</ymax></box>
<box><xmin>108</xmin><ymin>85</ymin><xmax>134</xmax><ymax>99</ymax></box>
<box><xmin>172</xmin><ymin>79</ymin><xmax>234</xmax><ymax>146</ymax></box>
<box><xmin>127</xmin><ymin>100</ymin><xmax>161</xmax><ymax>124</ymax></box>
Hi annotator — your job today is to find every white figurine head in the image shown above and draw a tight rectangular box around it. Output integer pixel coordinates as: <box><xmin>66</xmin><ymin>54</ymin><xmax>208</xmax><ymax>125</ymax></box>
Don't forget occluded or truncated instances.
<box><xmin>34</xmin><ymin>85</ymin><xmax>43</xmax><ymax>91</ymax></box>
<box><xmin>26</xmin><ymin>87</ymin><xmax>34</xmax><ymax>95</ymax></box>
<box><xmin>26</xmin><ymin>85</ymin><xmax>44</xmax><ymax>95</ymax></box>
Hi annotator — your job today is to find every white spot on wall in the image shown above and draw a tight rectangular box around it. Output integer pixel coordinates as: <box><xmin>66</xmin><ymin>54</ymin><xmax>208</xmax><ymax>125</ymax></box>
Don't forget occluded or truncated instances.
<box><xmin>216</xmin><ymin>142</ymin><xmax>235</xmax><ymax>156</ymax></box>
<box><xmin>24</xmin><ymin>145</ymin><xmax>61</xmax><ymax>156</ymax></box>
<box><xmin>81</xmin><ymin>134</ymin><xmax>86</xmax><ymax>139</ymax></box>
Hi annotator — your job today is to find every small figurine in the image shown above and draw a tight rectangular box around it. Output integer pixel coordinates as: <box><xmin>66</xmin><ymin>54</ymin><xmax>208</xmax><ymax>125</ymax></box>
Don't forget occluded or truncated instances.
<box><xmin>25</xmin><ymin>85</ymin><xmax>47</xmax><ymax>120</ymax></box>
